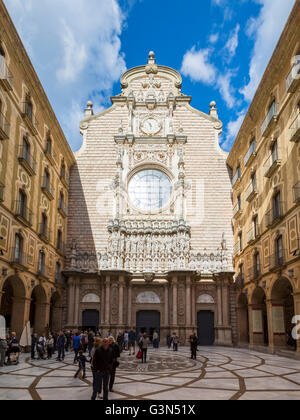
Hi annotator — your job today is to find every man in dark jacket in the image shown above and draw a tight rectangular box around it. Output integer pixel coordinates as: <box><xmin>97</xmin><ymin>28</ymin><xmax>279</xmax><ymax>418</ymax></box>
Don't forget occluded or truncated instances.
<box><xmin>190</xmin><ymin>332</ymin><xmax>198</xmax><ymax>360</ymax></box>
<box><xmin>108</xmin><ymin>336</ymin><xmax>120</xmax><ymax>392</ymax></box>
<box><xmin>56</xmin><ymin>331</ymin><xmax>66</xmax><ymax>361</ymax></box>
<box><xmin>91</xmin><ymin>338</ymin><xmax>113</xmax><ymax>401</ymax></box>
<box><xmin>31</xmin><ymin>333</ymin><xmax>38</xmax><ymax>360</ymax></box>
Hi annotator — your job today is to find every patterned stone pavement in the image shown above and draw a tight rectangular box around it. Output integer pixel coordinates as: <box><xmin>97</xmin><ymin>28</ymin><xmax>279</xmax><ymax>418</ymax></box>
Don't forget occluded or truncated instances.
<box><xmin>1</xmin><ymin>347</ymin><xmax>300</xmax><ymax>400</ymax></box>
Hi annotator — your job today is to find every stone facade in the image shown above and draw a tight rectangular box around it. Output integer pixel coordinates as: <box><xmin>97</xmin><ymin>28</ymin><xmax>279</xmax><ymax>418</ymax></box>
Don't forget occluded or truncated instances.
<box><xmin>227</xmin><ymin>2</ymin><xmax>300</xmax><ymax>355</ymax></box>
<box><xmin>65</xmin><ymin>52</ymin><xmax>235</xmax><ymax>345</ymax></box>
<box><xmin>0</xmin><ymin>1</ymin><xmax>75</xmax><ymax>337</ymax></box>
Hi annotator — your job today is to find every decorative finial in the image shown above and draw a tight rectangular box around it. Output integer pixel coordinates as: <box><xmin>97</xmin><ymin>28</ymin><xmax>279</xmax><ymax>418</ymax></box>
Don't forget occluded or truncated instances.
<box><xmin>148</xmin><ymin>51</ymin><xmax>155</xmax><ymax>63</ymax></box>
<box><xmin>209</xmin><ymin>101</ymin><xmax>218</xmax><ymax>118</ymax></box>
<box><xmin>84</xmin><ymin>101</ymin><xmax>94</xmax><ymax>118</ymax></box>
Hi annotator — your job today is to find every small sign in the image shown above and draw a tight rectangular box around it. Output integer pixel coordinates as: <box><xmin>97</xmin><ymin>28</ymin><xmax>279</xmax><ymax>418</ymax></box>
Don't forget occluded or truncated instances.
<box><xmin>272</xmin><ymin>305</ymin><xmax>285</xmax><ymax>334</ymax></box>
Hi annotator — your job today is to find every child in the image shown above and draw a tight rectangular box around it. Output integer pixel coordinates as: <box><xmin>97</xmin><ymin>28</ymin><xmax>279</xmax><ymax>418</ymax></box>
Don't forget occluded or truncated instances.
<box><xmin>74</xmin><ymin>350</ymin><xmax>87</xmax><ymax>379</ymax></box>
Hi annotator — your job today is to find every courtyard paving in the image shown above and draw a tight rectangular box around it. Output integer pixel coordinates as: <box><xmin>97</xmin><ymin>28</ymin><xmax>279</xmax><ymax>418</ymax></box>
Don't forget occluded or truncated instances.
<box><xmin>1</xmin><ymin>347</ymin><xmax>300</xmax><ymax>400</ymax></box>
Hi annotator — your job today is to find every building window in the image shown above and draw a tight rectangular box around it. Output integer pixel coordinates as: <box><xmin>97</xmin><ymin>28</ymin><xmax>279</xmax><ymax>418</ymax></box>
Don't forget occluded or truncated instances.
<box><xmin>253</xmin><ymin>215</ymin><xmax>258</xmax><ymax>237</ymax></box>
<box><xmin>55</xmin><ymin>261</ymin><xmax>61</xmax><ymax>282</ymax></box>
<box><xmin>22</xmin><ymin>136</ymin><xmax>31</xmax><ymax>162</ymax></box>
<box><xmin>41</xmin><ymin>213</ymin><xmax>48</xmax><ymax>235</ymax></box>
<box><xmin>273</xmin><ymin>191</ymin><xmax>281</xmax><ymax>219</ymax></box>
<box><xmin>275</xmin><ymin>235</ymin><xmax>284</xmax><ymax>265</ymax></box>
<box><xmin>57</xmin><ymin>229</ymin><xmax>62</xmax><ymax>250</ymax></box>
<box><xmin>254</xmin><ymin>252</ymin><xmax>260</xmax><ymax>277</ymax></box>
<box><xmin>18</xmin><ymin>189</ymin><xmax>27</xmax><ymax>218</ymax></box>
<box><xmin>43</xmin><ymin>168</ymin><xmax>50</xmax><ymax>189</ymax></box>
<box><xmin>238</xmin><ymin>232</ymin><xmax>243</xmax><ymax>252</ymax></box>
<box><xmin>38</xmin><ymin>250</ymin><xmax>45</xmax><ymax>273</ymax></box>
<box><xmin>14</xmin><ymin>233</ymin><xmax>23</xmax><ymax>263</ymax></box>
<box><xmin>46</xmin><ymin>136</ymin><xmax>52</xmax><ymax>155</ymax></box>
<box><xmin>59</xmin><ymin>192</ymin><xmax>64</xmax><ymax>209</ymax></box>
<box><xmin>24</xmin><ymin>97</ymin><xmax>33</xmax><ymax>122</ymax></box>
<box><xmin>61</xmin><ymin>162</ymin><xmax>66</xmax><ymax>179</ymax></box>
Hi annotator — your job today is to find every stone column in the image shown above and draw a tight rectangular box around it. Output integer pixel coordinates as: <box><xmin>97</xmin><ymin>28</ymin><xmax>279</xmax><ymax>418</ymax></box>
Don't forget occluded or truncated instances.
<box><xmin>74</xmin><ymin>278</ymin><xmax>80</xmax><ymax>327</ymax></box>
<box><xmin>186</xmin><ymin>275</ymin><xmax>191</xmax><ymax>327</ymax></box>
<box><xmin>127</xmin><ymin>282</ymin><xmax>132</xmax><ymax>328</ymax></box>
<box><xmin>222</xmin><ymin>279</ymin><xmax>229</xmax><ymax>327</ymax></box>
<box><xmin>216</xmin><ymin>279</ymin><xmax>223</xmax><ymax>326</ymax></box>
<box><xmin>191</xmin><ymin>282</ymin><xmax>196</xmax><ymax>327</ymax></box>
<box><xmin>105</xmin><ymin>275</ymin><xmax>111</xmax><ymax>326</ymax></box>
<box><xmin>118</xmin><ymin>275</ymin><xmax>125</xmax><ymax>326</ymax></box>
<box><xmin>164</xmin><ymin>283</ymin><xmax>169</xmax><ymax>326</ymax></box>
<box><xmin>67</xmin><ymin>278</ymin><xmax>75</xmax><ymax>326</ymax></box>
<box><xmin>101</xmin><ymin>281</ymin><xmax>105</xmax><ymax>325</ymax></box>
<box><xmin>11</xmin><ymin>297</ymin><xmax>31</xmax><ymax>339</ymax></box>
<box><xmin>172</xmin><ymin>275</ymin><xmax>178</xmax><ymax>326</ymax></box>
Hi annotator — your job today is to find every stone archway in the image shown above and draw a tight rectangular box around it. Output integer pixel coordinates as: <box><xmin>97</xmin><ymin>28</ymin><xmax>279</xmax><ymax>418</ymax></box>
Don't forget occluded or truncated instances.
<box><xmin>237</xmin><ymin>293</ymin><xmax>249</xmax><ymax>346</ymax></box>
<box><xmin>251</xmin><ymin>287</ymin><xmax>269</xmax><ymax>347</ymax></box>
<box><xmin>49</xmin><ymin>292</ymin><xmax>63</xmax><ymax>333</ymax></box>
<box><xmin>271</xmin><ymin>277</ymin><xmax>296</xmax><ymax>350</ymax></box>
<box><xmin>0</xmin><ymin>276</ymin><xmax>27</xmax><ymax>338</ymax></box>
<box><xmin>29</xmin><ymin>285</ymin><xmax>48</xmax><ymax>335</ymax></box>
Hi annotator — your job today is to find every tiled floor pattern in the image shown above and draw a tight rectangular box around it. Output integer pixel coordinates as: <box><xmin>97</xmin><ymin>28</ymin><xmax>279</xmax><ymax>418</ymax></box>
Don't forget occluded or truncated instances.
<box><xmin>1</xmin><ymin>347</ymin><xmax>300</xmax><ymax>400</ymax></box>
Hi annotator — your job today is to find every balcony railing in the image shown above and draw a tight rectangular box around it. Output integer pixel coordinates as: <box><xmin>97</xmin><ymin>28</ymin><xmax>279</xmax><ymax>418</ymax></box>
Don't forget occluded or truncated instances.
<box><xmin>22</xmin><ymin>102</ymin><xmax>38</xmax><ymax>135</ymax></box>
<box><xmin>18</xmin><ymin>146</ymin><xmax>37</xmax><ymax>175</ymax></box>
<box><xmin>235</xmin><ymin>273</ymin><xmax>245</xmax><ymax>288</ymax></box>
<box><xmin>265</xmin><ymin>202</ymin><xmax>285</xmax><ymax>228</ymax></box>
<box><xmin>58</xmin><ymin>201</ymin><xmax>68</xmax><ymax>218</ymax></box>
<box><xmin>14</xmin><ymin>201</ymin><xmax>33</xmax><ymax>226</ymax></box>
<box><xmin>286</xmin><ymin>61</ymin><xmax>300</xmax><ymax>93</ymax></box>
<box><xmin>293</xmin><ymin>181</ymin><xmax>300</xmax><ymax>203</ymax></box>
<box><xmin>264</xmin><ymin>149</ymin><xmax>281</xmax><ymax>178</ymax></box>
<box><xmin>0</xmin><ymin>56</ymin><xmax>13</xmax><ymax>90</ymax></box>
<box><xmin>233</xmin><ymin>202</ymin><xmax>242</xmax><ymax>218</ymax></box>
<box><xmin>42</xmin><ymin>178</ymin><xmax>55</xmax><ymax>200</ymax></box>
<box><xmin>244</xmin><ymin>142</ymin><xmax>256</xmax><ymax>166</ymax></box>
<box><xmin>269</xmin><ymin>251</ymin><xmax>286</xmax><ymax>270</ymax></box>
<box><xmin>290</xmin><ymin>113</ymin><xmax>300</xmax><ymax>143</ymax></box>
<box><xmin>39</xmin><ymin>224</ymin><xmax>51</xmax><ymax>243</ymax></box>
<box><xmin>248</xmin><ymin>266</ymin><xmax>260</xmax><ymax>281</ymax></box>
<box><xmin>37</xmin><ymin>264</ymin><xmax>50</xmax><ymax>279</ymax></box>
<box><xmin>261</xmin><ymin>102</ymin><xmax>277</xmax><ymax>136</ymax></box>
<box><xmin>232</xmin><ymin>170</ymin><xmax>241</xmax><ymax>187</ymax></box>
<box><xmin>10</xmin><ymin>248</ymin><xmax>29</xmax><ymax>268</ymax></box>
<box><xmin>245</xmin><ymin>180</ymin><xmax>258</xmax><ymax>202</ymax></box>
<box><xmin>247</xmin><ymin>226</ymin><xmax>260</xmax><ymax>244</ymax></box>
<box><xmin>234</xmin><ymin>242</ymin><xmax>242</xmax><ymax>256</ymax></box>
<box><xmin>0</xmin><ymin>110</ymin><xmax>10</xmax><ymax>140</ymax></box>
<box><xmin>0</xmin><ymin>183</ymin><xmax>4</xmax><ymax>202</ymax></box>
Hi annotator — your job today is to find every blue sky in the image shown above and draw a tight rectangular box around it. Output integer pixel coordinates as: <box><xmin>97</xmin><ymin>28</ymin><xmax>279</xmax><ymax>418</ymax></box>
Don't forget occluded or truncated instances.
<box><xmin>4</xmin><ymin>0</ymin><xmax>296</xmax><ymax>152</ymax></box>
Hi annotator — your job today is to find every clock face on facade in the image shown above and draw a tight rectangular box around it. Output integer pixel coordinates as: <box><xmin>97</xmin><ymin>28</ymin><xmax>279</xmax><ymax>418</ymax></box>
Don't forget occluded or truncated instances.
<box><xmin>128</xmin><ymin>169</ymin><xmax>172</xmax><ymax>212</ymax></box>
<box><xmin>141</xmin><ymin>118</ymin><xmax>161</xmax><ymax>136</ymax></box>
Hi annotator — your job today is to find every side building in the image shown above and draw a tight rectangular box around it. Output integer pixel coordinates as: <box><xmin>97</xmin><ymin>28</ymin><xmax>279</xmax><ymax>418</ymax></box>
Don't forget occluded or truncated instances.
<box><xmin>0</xmin><ymin>1</ymin><xmax>75</xmax><ymax>337</ymax></box>
<box><xmin>227</xmin><ymin>2</ymin><xmax>300</xmax><ymax>356</ymax></box>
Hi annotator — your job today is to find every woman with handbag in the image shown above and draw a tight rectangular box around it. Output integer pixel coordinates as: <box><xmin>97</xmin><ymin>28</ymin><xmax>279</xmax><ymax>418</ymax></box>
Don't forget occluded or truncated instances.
<box><xmin>108</xmin><ymin>336</ymin><xmax>120</xmax><ymax>393</ymax></box>
<box><xmin>139</xmin><ymin>332</ymin><xmax>149</xmax><ymax>364</ymax></box>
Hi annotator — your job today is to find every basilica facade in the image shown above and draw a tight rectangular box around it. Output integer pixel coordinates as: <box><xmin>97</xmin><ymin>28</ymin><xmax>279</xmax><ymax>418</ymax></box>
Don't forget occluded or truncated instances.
<box><xmin>64</xmin><ymin>52</ymin><xmax>235</xmax><ymax>346</ymax></box>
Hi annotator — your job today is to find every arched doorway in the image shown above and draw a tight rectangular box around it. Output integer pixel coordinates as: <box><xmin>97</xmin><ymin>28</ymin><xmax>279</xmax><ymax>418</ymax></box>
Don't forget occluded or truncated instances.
<box><xmin>0</xmin><ymin>276</ymin><xmax>26</xmax><ymax>337</ymax></box>
<box><xmin>49</xmin><ymin>292</ymin><xmax>63</xmax><ymax>333</ymax></box>
<box><xmin>237</xmin><ymin>294</ymin><xmax>249</xmax><ymax>345</ymax></box>
<box><xmin>82</xmin><ymin>310</ymin><xmax>99</xmax><ymax>332</ymax></box>
<box><xmin>251</xmin><ymin>287</ymin><xmax>268</xmax><ymax>346</ymax></box>
<box><xmin>136</xmin><ymin>310</ymin><xmax>160</xmax><ymax>342</ymax></box>
<box><xmin>197</xmin><ymin>311</ymin><xmax>215</xmax><ymax>345</ymax></box>
<box><xmin>29</xmin><ymin>285</ymin><xmax>48</xmax><ymax>335</ymax></box>
<box><xmin>271</xmin><ymin>277</ymin><xmax>296</xmax><ymax>350</ymax></box>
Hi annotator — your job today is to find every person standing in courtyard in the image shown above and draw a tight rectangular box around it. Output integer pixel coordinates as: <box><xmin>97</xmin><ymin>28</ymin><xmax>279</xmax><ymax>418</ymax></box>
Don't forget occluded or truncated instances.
<box><xmin>108</xmin><ymin>336</ymin><xmax>120</xmax><ymax>392</ymax></box>
<box><xmin>128</xmin><ymin>328</ymin><xmax>136</xmax><ymax>356</ymax></box>
<box><xmin>0</xmin><ymin>336</ymin><xmax>8</xmax><ymax>367</ymax></box>
<box><xmin>153</xmin><ymin>330</ymin><xmax>159</xmax><ymax>349</ymax></box>
<box><xmin>56</xmin><ymin>331</ymin><xmax>66</xmax><ymax>361</ymax></box>
<box><xmin>91</xmin><ymin>338</ymin><xmax>113</xmax><ymax>401</ymax></box>
<box><xmin>31</xmin><ymin>333</ymin><xmax>38</xmax><ymax>360</ymax></box>
<box><xmin>88</xmin><ymin>330</ymin><xmax>95</xmax><ymax>357</ymax></box>
<box><xmin>190</xmin><ymin>332</ymin><xmax>198</xmax><ymax>360</ymax></box>
<box><xmin>172</xmin><ymin>332</ymin><xmax>179</xmax><ymax>352</ymax></box>
<box><xmin>72</xmin><ymin>332</ymin><xmax>82</xmax><ymax>364</ymax></box>
<box><xmin>74</xmin><ymin>350</ymin><xmax>88</xmax><ymax>379</ymax></box>
<box><xmin>46</xmin><ymin>335</ymin><xmax>54</xmax><ymax>359</ymax></box>
<box><xmin>139</xmin><ymin>332</ymin><xmax>149</xmax><ymax>364</ymax></box>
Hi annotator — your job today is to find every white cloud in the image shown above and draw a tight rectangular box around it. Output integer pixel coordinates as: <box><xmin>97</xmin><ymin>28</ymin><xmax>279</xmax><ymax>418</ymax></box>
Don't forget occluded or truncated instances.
<box><xmin>4</xmin><ymin>0</ymin><xmax>127</xmax><ymax>151</ymax></box>
<box><xmin>222</xmin><ymin>110</ymin><xmax>247</xmax><ymax>151</ymax></box>
<box><xmin>217</xmin><ymin>71</ymin><xmax>237</xmax><ymax>109</ymax></box>
<box><xmin>181</xmin><ymin>47</ymin><xmax>217</xmax><ymax>84</ymax></box>
<box><xmin>224</xmin><ymin>24</ymin><xmax>240</xmax><ymax>62</ymax></box>
<box><xmin>240</xmin><ymin>0</ymin><xmax>295</xmax><ymax>102</ymax></box>
<box><xmin>209</xmin><ymin>33</ymin><xmax>219</xmax><ymax>44</ymax></box>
